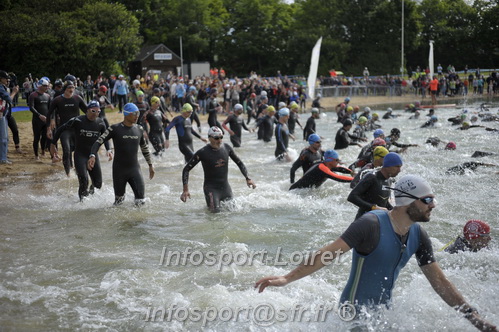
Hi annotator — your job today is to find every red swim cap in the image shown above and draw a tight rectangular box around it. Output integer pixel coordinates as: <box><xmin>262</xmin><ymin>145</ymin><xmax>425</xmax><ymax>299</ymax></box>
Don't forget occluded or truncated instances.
<box><xmin>463</xmin><ymin>220</ymin><xmax>490</xmax><ymax>240</ymax></box>
<box><xmin>372</xmin><ymin>138</ymin><xmax>386</xmax><ymax>147</ymax></box>
<box><xmin>445</xmin><ymin>141</ymin><xmax>456</xmax><ymax>150</ymax></box>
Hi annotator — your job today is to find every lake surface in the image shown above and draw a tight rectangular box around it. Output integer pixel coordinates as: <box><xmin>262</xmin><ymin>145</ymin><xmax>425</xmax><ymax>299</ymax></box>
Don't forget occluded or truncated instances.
<box><xmin>1</xmin><ymin>100</ymin><xmax>498</xmax><ymax>331</ymax></box>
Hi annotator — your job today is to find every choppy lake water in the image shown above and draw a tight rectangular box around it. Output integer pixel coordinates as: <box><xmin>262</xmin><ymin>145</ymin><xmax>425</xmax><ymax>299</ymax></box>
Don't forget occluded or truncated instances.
<box><xmin>1</xmin><ymin>100</ymin><xmax>498</xmax><ymax>331</ymax></box>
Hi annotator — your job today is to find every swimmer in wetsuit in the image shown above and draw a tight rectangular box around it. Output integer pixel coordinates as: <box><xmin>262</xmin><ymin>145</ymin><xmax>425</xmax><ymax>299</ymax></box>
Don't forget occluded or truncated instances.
<box><xmin>146</xmin><ymin>96</ymin><xmax>167</xmax><ymax>156</ymax></box>
<box><xmin>222</xmin><ymin>103</ymin><xmax>251</xmax><ymax>148</ymax></box>
<box><xmin>350</xmin><ymin>146</ymin><xmax>389</xmax><ymax>189</ymax></box>
<box><xmin>28</xmin><ymin>79</ymin><xmax>51</xmax><ymax>160</ymax></box>
<box><xmin>93</xmin><ymin>85</ymin><xmax>114</xmax><ymax>128</ymax></box>
<box><xmin>46</xmin><ymin>80</ymin><xmax>87</xmax><ymax>172</ymax></box>
<box><xmin>289</xmin><ymin>133</ymin><xmax>323</xmax><ymax>184</ymax></box>
<box><xmin>165</xmin><ymin>103</ymin><xmax>208</xmax><ymax>163</ymax></box>
<box><xmin>180</xmin><ymin>126</ymin><xmax>256</xmax><ymax>212</ymax></box>
<box><xmin>207</xmin><ymin>89</ymin><xmax>224</xmax><ymax>133</ymax></box>
<box><xmin>302</xmin><ymin>108</ymin><xmax>320</xmax><ymax>141</ymax></box>
<box><xmin>51</xmin><ymin>101</ymin><xmax>112</xmax><ymax>200</ymax></box>
<box><xmin>445</xmin><ymin>161</ymin><xmax>497</xmax><ymax>175</ymax></box>
<box><xmin>443</xmin><ymin>219</ymin><xmax>491</xmax><ymax>254</ymax></box>
<box><xmin>348</xmin><ymin>152</ymin><xmax>402</xmax><ymax>220</ymax></box>
<box><xmin>275</xmin><ymin>108</ymin><xmax>295</xmax><ymax>161</ymax></box>
<box><xmin>290</xmin><ymin>150</ymin><xmax>353</xmax><ymax>190</ymax></box>
<box><xmin>88</xmin><ymin>103</ymin><xmax>155</xmax><ymax>206</ymax></box>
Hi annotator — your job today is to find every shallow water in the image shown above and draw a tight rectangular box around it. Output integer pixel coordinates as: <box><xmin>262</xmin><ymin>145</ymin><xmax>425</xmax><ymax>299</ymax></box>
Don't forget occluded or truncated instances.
<box><xmin>1</xmin><ymin>100</ymin><xmax>498</xmax><ymax>331</ymax></box>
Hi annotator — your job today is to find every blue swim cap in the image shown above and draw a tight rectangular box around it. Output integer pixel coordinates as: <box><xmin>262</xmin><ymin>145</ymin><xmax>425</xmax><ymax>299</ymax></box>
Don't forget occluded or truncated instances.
<box><xmin>278</xmin><ymin>107</ymin><xmax>290</xmax><ymax>117</ymax></box>
<box><xmin>431</xmin><ymin>115</ymin><xmax>438</xmax><ymax>121</ymax></box>
<box><xmin>324</xmin><ymin>150</ymin><xmax>339</xmax><ymax>162</ymax></box>
<box><xmin>41</xmin><ymin>76</ymin><xmax>51</xmax><ymax>83</ymax></box>
<box><xmin>383</xmin><ymin>152</ymin><xmax>403</xmax><ymax>167</ymax></box>
<box><xmin>87</xmin><ymin>100</ymin><xmax>100</xmax><ymax>109</ymax></box>
<box><xmin>308</xmin><ymin>133</ymin><xmax>321</xmax><ymax>145</ymax></box>
<box><xmin>373</xmin><ymin>129</ymin><xmax>385</xmax><ymax>138</ymax></box>
<box><xmin>123</xmin><ymin>103</ymin><xmax>139</xmax><ymax>115</ymax></box>
<box><xmin>345</xmin><ymin>97</ymin><xmax>351</xmax><ymax>102</ymax></box>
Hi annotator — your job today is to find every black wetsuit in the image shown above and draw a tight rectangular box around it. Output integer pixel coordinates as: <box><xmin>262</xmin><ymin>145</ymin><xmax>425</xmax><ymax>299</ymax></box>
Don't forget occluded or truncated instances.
<box><xmin>288</xmin><ymin>112</ymin><xmax>301</xmax><ymax>135</ymax></box>
<box><xmin>165</xmin><ymin>115</ymin><xmax>202</xmax><ymax>162</ymax></box>
<box><xmin>146</xmin><ymin>110</ymin><xmax>166</xmax><ymax>155</ymax></box>
<box><xmin>347</xmin><ymin>170</ymin><xmax>394</xmax><ymax>220</ymax></box>
<box><xmin>134</xmin><ymin>100</ymin><xmax>150</xmax><ymax>130</ymax></box>
<box><xmin>275</xmin><ymin>122</ymin><xmax>290</xmax><ymax>159</ymax></box>
<box><xmin>187</xmin><ymin>94</ymin><xmax>201</xmax><ymax>129</ymax></box>
<box><xmin>47</xmin><ymin>94</ymin><xmax>87</xmax><ymax>174</ymax></box>
<box><xmin>350</xmin><ymin>163</ymin><xmax>376</xmax><ymax>189</ymax></box>
<box><xmin>207</xmin><ymin>96</ymin><xmax>224</xmax><ymax>132</ymax></box>
<box><xmin>290</xmin><ymin>163</ymin><xmax>353</xmax><ymax>190</ymax></box>
<box><xmin>290</xmin><ymin>147</ymin><xmax>323</xmax><ymax>183</ymax></box>
<box><xmin>444</xmin><ymin>236</ymin><xmax>475</xmax><ymax>254</ymax></box>
<box><xmin>93</xmin><ymin>93</ymin><xmax>112</xmax><ymax>128</ymax></box>
<box><xmin>334</xmin><ymin>127</ymin><xmax>359</xmax><ymax>150</ymax></box>
<box><xmin>182</xmin><ymin>143</ymin><xmax>250</xmax><ymax>212</ymax></box>
<box><xmin>303</xmin><ymin>116</ymin><xmax>316</xmax><ymax>141</ymax></box>
<box><xmin>91</xmin><ymin>122</ymin><xmax>152</xmax><ymax>204</ymax></box>
<box><xmin>446</xmin><ymin>162</ymin><xmax>487</xmax><ymax>175</ymax></box>
<box><xmin>28</xmin><ymin>90</ymin><xmax>51</xmax><ymax>157</ymax></box>
<box><xmin>225</xmin><ymin>113</ymin><xmax>249</xmax><ymax>147</ymax></box>
<box><xmin>53</xmin><ymin>115</ymin><xmax>109</xmax><ymax>200</ymax></box>
<box><xmin>260</xmin><ymin>115</ymin><xmax>276</xmax><ymax>142</ymax></box>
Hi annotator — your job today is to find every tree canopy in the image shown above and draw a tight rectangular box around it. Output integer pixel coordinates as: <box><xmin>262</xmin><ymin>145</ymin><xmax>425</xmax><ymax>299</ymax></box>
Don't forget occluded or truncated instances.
<box><xmin>0</xmin><ymin>0</ymin><xmax>497</xmax><ymax>79</ymax></box>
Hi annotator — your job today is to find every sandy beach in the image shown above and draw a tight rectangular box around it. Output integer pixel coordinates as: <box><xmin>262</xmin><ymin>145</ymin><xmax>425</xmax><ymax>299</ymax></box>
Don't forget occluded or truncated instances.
<box><xmin>0</xmin><ymin>92</ymin><xmax>495</xmax><ymax>189</ymax></box>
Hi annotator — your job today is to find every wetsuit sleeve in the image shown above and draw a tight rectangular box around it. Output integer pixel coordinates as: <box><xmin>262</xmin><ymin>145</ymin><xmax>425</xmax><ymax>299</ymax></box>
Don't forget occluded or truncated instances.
<box><xmin>332</xmin><ymin>166</ymin><xmax>354</xmax><ymax>174</ymax></box>
<box><xmin>415</xmin><ymin>227</ymin><xmax>436</xmax><ymax>266</ymax></box>
<box><xmin>290</xmin><ymin>157</ymin><xmax>303</xmax><ymax>183</ymax></box>
<box><xmin>91</xmin><ymin>126</ymin><xmax>114</xmax><ymax>155</ymax></box>
<box><xmin>28</xmin><ymin>92</ymin><xmax>40</xmax><ymax>117</ymax></box>
<box><xmin>228</xmin><ymin>144</ymin><xmax>250</xmax><ymax>179</ymax></box>
<box><xmin>347</xmin><ymin>173</ymin><xmax>376</xmax><ymax>210</ymax></box>
<box><xmin>139</xmin><ymin>126</ymin><xmax>153</xmax><ymax>166</ymax></box>
<box><xmin>191</xmin><ymin>127</ymin><xmax>201</xmax><ymax>139</ymax></box>
<box><xmin>241</xmin><ymin>119</ymin><xmax>249</xmax><ymax>131</ymax></box>
<box><xmin>318</xmin><ymin>163</ymin><xmax>353</xmax><ymax>182</ymax></box>
<box><xmin>52</xmin><ymin>117</ymin><xmax>78</xmax><ymax>144</ymax></box>
<box><xmin>182</xmin><ymin>153</ymin><xmax>201</xmax><ymax>185</ymax></box>
<box><xmin>340</xmin><ymin>212</ymin><xmax>379</xmax><ymax>255</ymax></box>
<box><xmin>164</xmin><ymin>117</ymin><xmax>180</xmax><ymax>139</ymax></box>
<box><xmin>277</xmin><ymin>124</ymin><xmax>287</xmax><ymax>152</ymax></box>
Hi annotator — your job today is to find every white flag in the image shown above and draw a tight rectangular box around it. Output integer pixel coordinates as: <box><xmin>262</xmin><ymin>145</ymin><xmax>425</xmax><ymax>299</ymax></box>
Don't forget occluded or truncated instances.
<box><xmin>307</xmin><ymin>37</ymin><xmax>322</xmax><ymax>100</ymax></box>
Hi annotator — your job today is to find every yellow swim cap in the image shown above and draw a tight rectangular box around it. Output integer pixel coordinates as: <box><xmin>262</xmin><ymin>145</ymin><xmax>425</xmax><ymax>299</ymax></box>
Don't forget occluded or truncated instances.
<box><xmin>182</xmin><ymin>103</ymin><xmax>193</xmax><ymax>113</ymax></box>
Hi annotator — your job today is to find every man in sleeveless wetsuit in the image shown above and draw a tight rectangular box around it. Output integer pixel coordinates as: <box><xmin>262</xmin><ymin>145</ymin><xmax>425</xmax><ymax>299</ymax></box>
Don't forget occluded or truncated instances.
<box><xmin>348</xmin><ymin>152</ymin><xmax>402</xmax><ymax>220</ymax></box>
<box><xmin>180</xmin><ymin>126</ymin><xmax>256</xmax><ymax>212</ymax></box>
<box><xmin>28</xmin><ymin>78</ymin><xmax>51</xmax><ymax>160</ymax></box>
<box><xmin>290</xmin><ymin>133</ymin><xmax>323</xmax><ymax>184</ymax></box>
<box><xmin>290</xmin><ymin>150</ymin><xmax>353</xmax><ymax>190</ymax></box>
<box><xmin>51</xmin><ymin>101</ymin><xmax>111</xmax><ymax>200</ymax></box>
<box><xmin>165</xmin><ymin>103</ymin><xmax>207</xmax><ymax>163</ymax></box>
<box><xmin>47</xmin><ymin>80</ymin><xmax>87</xmax><ymax>173</ymax></box>
<box><xmin>88</xmin><ymin>103</ymin><xmax>155</xmax><ymax>205</ymax></box>
<box><xmin>256</xmin><ymin>175</ymin><xmax>497</xmax><ymax>331</ymax></box>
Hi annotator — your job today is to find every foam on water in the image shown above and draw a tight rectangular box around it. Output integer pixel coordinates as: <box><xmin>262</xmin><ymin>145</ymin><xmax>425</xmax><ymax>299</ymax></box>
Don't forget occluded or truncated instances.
<box><xmin>1</xmin><ymin>101</ymin><xmax>498</xmax><ymax>330</ymax></box>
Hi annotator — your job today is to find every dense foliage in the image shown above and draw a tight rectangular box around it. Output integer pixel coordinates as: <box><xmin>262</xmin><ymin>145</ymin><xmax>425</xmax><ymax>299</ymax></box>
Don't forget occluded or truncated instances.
<box><xmin>0</xmin><ymin>0</ymin><xmax>497</xmax><ymax>79</ymax></box>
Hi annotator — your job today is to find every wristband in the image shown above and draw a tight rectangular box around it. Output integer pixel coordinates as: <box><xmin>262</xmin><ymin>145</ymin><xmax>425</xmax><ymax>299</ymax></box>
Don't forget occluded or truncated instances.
<box><xmin>89</xmin><ymin>154</ymin><xmax>96</xmax><ymax>158</ymax></box>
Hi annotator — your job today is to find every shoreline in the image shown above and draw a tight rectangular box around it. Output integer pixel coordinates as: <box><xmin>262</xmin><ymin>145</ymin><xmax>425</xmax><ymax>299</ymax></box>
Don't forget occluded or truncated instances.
<box><xmin>1</xmin><ymin>93</ymin><xmax>497</xmax><ymax>189</ymax></box>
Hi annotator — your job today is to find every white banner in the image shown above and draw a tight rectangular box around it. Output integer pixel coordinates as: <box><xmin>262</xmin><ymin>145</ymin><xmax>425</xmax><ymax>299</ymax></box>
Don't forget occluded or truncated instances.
<box><xmin>307</xmin><ymin>37</ymin><xmax>322</xmax><ymax>100</ymax></box>
<box><xmin>428</xmin><ymin>41</ymin><xmax>434</xmax><ymax>78</ymax></box>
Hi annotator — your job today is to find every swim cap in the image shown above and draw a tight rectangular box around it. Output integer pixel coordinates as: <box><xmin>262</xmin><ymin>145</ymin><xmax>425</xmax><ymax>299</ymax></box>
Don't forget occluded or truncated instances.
<box><xmin>181</xmin><ymin>103</ymin><xmax>193</xmax><ymax>113</ymax></box>
<box><xmin>387</xmin><ymin>107</ymin><xmax>393</xmax><ymax>112</ymax></box>
<box><xmin>358</xmin><ymin>116</ymin><xmax>367</xmax><ymax>124</ymax></box>
<box><xmin>54</xmin><ymin>79</ymin><xmax>63</xmax><ymax>87</ymax></box>
<box><xmin>260</xmin><ymin>90</ymin><xmax>268</xmax><ymax>97</ymax></box>
<box><xmin>364</xmin><ymin>107</ymin><xmax>371</xmax><ymax>112</ymax></box>
<box><xmin>409</xmin><ymin>104</ymin><xmax>415</xmax><ymax>108</ymax></box>
<box><xmin>64</xmin><ymin>80</ymin><xmax>75</xmax><ymax>89</ymax></box>
<box><xmin>136</xmin><ymin>90</ymin><xmax>144</xmax><ymax>97</ymax></box>
<box><xmin>290</xmin><ymin>102</ymin><xmax>299</xmax><ymax>110</ymax></box>
<box><xmin>372</xmin><ymin>113</ymin><xmax>379</xmax><ymax>118</ymax></box>
<box><xmin>431</xmin><ymin>115</ymin><xmax>438</xmax><ymax>121</ymax></box>
<box><xmin>445</xmin><ymin>141</ymin><xmax>456</xmax><ymax>150</ymax></box>
<box><xmin>345</xmin><ymin>97</ymin><xmax>351</xmax><ymax>102</ymax></box>
<box><xmin>373</xmin><ymin>146</ymin><xmax>389</xmax><ymax>160</ymax></box>
<box><xmin>460</xmin><ymin>114</ymin><xmax>467</xmax><ymax>120</ymax></box>
<box><xmin>347</xmin><ymin>106</ymin><xmax>353</xmax><ymax>112</ymax></box>
<box><xmin>150</xmin><ymin>96</ymin><xmax>160</xmax><ymax>105</ymax></box>
<box><xmin>123</xmin><ymin>103</ymin><xmax>139</xmax><ymax>115</ymax></box>
<box><xmin>250</xmin><ymin>93</ymin><xmax>256</xmax><ymax>98</ymax></box>
<box><xmin>373</xmin><ymin>129</ymin><xmax>385</xmax><ymax>138</ymax></box>
<box><xmin>415</xmin><ymin>101</ymin><xmax>421</xmax><ymax>107</ymax></box>
<box><xmin>372</xmin><ymin>138</ymin><xmax>386</xmax><ymax>147</ymax></box>
<box><xmin>41</xmin><ymin>76</ymin><xmax>50</xmax><ymax>83</ymax></box>
<box><xmin>267</xmin><ymin>106</ymin><xmax>276</xmax><ymax>113</ymax></box>
<box><xmin>278</xmin><ymin>101</ymin><xmax>286</xmax><ymax>109</ymax></box>
<box><xmin>308</xmin><ymin>133</ymin><xmax>321</xmax><ymax>145</ymax></box>
<box><xmin>462</xmin><ymin>121</ymin><xmax>470</xmax><ymax>127</ymax></box>
<box><xmin>87</xmin><ymin>100</ymin><xmax>100</xmax><ymax>109</ymax></box>
<box><xmin>470</xmin><ymin>115</ymin><xmax>478</xmax><ymax>122</ymax></box>
<box><xmin>64</xmin><ymin>74</ymin><xmax>76</xmax><ymax>82</ymax></box>
<box><xmin>390</xmin><ymin>128</ymin><xmax>401</xmax><ymax>136</ymax></box>
<box><xmin>234</xmin><ymin>103</ymin><xmax>243</xmax><ymax>112</ymax></box>
<box><xmin>278</xmin><ymin>108</ymin><xmax>290</xmax><ymax>117</ymax></box>
<box><xmin>463</xmin><ymin>220</ymin><xmax>490</xmax><ymax>240</ymax></box>
<box><xmin>343</xmin><ymin>119</ymin><xmax>353</xmax><ymax>126</ymax></box>
<box><xmin>133</xmin><ymin>79</ymin><xmax>140</xmax><ymax>86</ymax></box>
<box><xmin>383</xmin><ymin>152</ymin><xmax>403</xmax><ymax>168</ymax></box>
<box><xmin>311</xmin><ymin>108</ymin><xmax>319</xmax><ymax>114</ymax></box>
<box><xmin>340</xmin><ymin>103</ymin><xmax>346</xmax><ymax>108</ymax></box>
<box><xmin>324</xmin><ymin>150</ymin><xmax>339</xmax><ymax>162</ymax></box>
<box><xmin>354</xmin><ymin>105</ymin><xmax>360</xmax><ymax>111</ymax></box>
<box><xmin>99</xmin><ymin>85</ymin><xmax>108</xmax><ymax>92</ymax></box>
<box><xmin>208</xmin><ymin>126</ymin><xmax>223</xmax><ymax>138</ymax></box>
<box><xmin>394</xmin><ymin>174</ymin><xmax>433</xmax><ymax>206</ymax></box>
<box><xmin>38</xmin><ymin>78</ymin><xmax>49</xmax><ymax>86</ymax></box>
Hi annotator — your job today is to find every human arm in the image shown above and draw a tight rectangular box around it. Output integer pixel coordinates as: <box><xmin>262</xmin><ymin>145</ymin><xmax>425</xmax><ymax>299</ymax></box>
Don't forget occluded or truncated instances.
<box><xmin>88</xmin><ymin>126</ymin><xmax>113</xmax><ymax>170</ymax></box>
<box><xmin>289</xmin><ymin>157</ymin><xmax>303</xmax><ymax>184</ymax></box>
<box><xmin>321</xmin><ymin>164</ymin><xmax>354</xmax><ymax>182</ymax></box>
<box><xmin>347</xmin><ymin>174</ymin><xmax>384</xmax><ymax>211</ymax></box>
<box><xmin>421</xmin><ymin>262</ymin><xmax>497</xmax><ymax>332</ymax></box>
<box><xmin>28</xmin><ymin>92</ymin><xmax>46</xmax><ymax>122</ymax></box>
<box><xmin>228</xmin><ymin>145</ymin><xmax>256</xmax><ymax>189</ymax></box>
<box><xmin>139</xmin><ymin>127</ymin><xmax>154</xmax><ymax>179</ymax></box>
<box><xmin>255</xmin><ymin>238</ymin><xmax>351</xmax><ymax>293</ymax></box>
<box><xmin>222</xmin><ymin>116</ymin><xmax>235</xmax><ymax>136</ymax></box>
<box><xmin>180</xmin><ymin>154</ymin><xmax>201</xmax><ymax>202</ymax></box>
